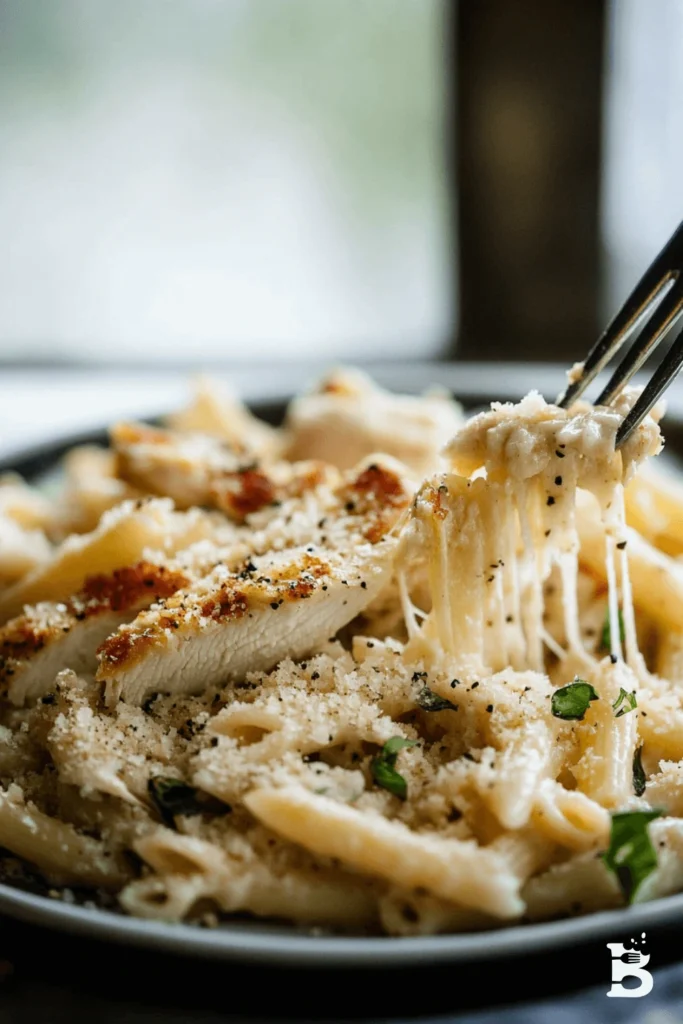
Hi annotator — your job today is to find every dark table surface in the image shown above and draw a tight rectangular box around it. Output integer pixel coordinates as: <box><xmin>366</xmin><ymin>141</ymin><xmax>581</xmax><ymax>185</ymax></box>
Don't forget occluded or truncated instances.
<box><xmin>3</xmin><ymin>912</ymin><xmax>683</xmax><ymax>1023</ymax></box>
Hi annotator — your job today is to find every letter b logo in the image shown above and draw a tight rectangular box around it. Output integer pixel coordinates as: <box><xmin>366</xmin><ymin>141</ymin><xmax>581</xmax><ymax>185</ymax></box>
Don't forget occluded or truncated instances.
<box><xmin>606</xmin><ymin>943</ymin><xmax>653</xmax><ymax>998</ymax></box>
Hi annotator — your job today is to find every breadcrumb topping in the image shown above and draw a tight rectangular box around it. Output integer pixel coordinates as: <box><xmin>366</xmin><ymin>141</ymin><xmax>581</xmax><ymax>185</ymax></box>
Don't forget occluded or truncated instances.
<box><xmin>0</xmin><ymin>370</ymin><xmax>679</xmax><ymax>938</ymax></box>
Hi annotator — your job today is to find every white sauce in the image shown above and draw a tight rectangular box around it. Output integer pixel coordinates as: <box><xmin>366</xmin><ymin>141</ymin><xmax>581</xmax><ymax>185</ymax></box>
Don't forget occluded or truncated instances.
<box><xmin>400</xmin><ymin>388</ymin><xmax>663</xmax><ymax>681</ymax></box>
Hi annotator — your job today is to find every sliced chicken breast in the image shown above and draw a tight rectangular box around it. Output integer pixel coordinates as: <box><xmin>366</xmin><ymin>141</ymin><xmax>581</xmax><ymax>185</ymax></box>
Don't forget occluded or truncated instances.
<box><xmin>0</xmin><ymin>455</ymin><xmax>412</xmax><ymax>707</ymax></box>
<box><xmin>284</xmin><ymin>366</ymin><xmax>463</xmax><ymax>475</ymax></box>
<box><xmin>129</xmin><ymin>453</ymin><xmax>413</xmax><ymax>610</ymax></box>
<box><xmin>97</xmin><ymin>539</ymin><xmax>397</xmax><ymax>706</ymax></box>
<box><xmin>242</xmin><ymin>455</ymin><xmax>412</xmax><ymax>556</ymax></box>
<box><xmin>112</xmin><ymin>421</ymin><xmax>335</xmax><ymax>522</ymax></box>
<box><xmin>0</xmin><ymin>562</ymin><xmax>189</xmax><ymax>705</ymax></box>
<box><xmin>112</xmin><ymin>423</ymin><xmax>245</xmax><ymax>509</ymax></box>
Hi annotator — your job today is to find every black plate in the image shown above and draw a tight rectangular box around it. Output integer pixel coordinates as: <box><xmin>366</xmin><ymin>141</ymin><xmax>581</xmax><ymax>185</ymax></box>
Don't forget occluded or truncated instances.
<box><xmin>2</xmin><ymin>362</ymin><xmax>683</xmax><ymax>974</ymax></box>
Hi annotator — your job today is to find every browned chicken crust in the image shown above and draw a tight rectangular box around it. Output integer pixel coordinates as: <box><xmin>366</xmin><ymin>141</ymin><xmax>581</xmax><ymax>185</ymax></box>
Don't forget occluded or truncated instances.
<box><xmin>0</xmin><ymin>561</ymin><xmax>189</xmax><ymax>694</ymax></box>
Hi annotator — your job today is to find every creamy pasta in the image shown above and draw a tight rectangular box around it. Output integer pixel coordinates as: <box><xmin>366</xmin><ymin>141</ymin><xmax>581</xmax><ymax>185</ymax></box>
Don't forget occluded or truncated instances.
<box><xmin>0</xmin><ymin>368</ymin><xmax>682</xmax><ymax>935</ymax></box>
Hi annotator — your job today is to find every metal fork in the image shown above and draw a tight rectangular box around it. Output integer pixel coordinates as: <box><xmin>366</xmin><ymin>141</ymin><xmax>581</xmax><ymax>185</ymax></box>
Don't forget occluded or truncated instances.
<box><xmin>556</xmin><ymin>220</ymin><xmax>683</xmax><ymax>447</ymax></box>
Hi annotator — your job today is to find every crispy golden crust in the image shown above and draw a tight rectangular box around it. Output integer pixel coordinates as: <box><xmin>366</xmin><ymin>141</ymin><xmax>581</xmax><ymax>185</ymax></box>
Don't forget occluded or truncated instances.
<box><xmin>112</xmin><ymin>421</ymin><xmax>335</xmax><ymax>523</ymax></box>
<box><xmin>72</xmin><ymin>562</ymin><xmax>190</xmax><ymax>616</ymax></box>
<box><xmin>95</xmin><ymin>553</ymin><xmax>332</xmax><ymax>678</ymax></box>
<box><xmin>211</xmin><ymin>460</ymin><xmax>337</xmax><ymax>522</ymax></box>
<box><xmin>336</xmin><ymin>462</ymin><xmax>410</xmax><ymax>543</ymax></box>
<box><xmin>209</xmin><ymin>468</ymin><xmax>276</xmax><ymax>519</ymax></box>
<box><xmin>0</xmin><ymin>562</ymin><xmax>189</xmax><ymax>688</ymax></box>
<box><xmin>0</xmin><ymin>613</ymin><xmax>64</xmax><ymax>665</ymax></box>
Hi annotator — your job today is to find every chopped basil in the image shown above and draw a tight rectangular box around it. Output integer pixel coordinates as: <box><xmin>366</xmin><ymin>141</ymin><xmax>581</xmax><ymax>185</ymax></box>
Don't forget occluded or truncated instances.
<box><xmin>602</xmin><ymin>809</ymin><xmax>662</xmax><ymax>903</ymax></box>
<box><xmin>613</xmin><ymin>688</ymin><xmax>637</xmax><ymax>718</ymax></box>
<box><xmin>371</xmin><ymin>737</ymin><xmax>418</xmax><ymax>800</ymax></box>
<box><xmin>148</xmin><ymin>777</ymin><xmax>230</xmax><ymax>828</ymax></box>
<box><xmin>416</xmin><ymin>686</ymin><xmax>458</xmax><ymax>713</ymax></box>
<box><xmin>633</xmin><ymin>746</ymin><xmax>646</xmax><ymax>797</ymax></box>
<box><xmin>551</xmin><ymin>679</ymin><xmax>599</xmax><ymax>721</ymax></box>
<box><xmin>601</xmin><ymin>607</ymin><xmax>625</xmax><ymax>652</ymax></box>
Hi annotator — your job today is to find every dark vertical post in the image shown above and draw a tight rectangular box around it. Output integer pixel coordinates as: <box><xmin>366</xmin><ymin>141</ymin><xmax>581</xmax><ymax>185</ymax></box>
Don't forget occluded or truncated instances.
<box><xmin>455</xmin><ymin>0</ymin><xmax>606</xmax><ymax>362</ymax></box>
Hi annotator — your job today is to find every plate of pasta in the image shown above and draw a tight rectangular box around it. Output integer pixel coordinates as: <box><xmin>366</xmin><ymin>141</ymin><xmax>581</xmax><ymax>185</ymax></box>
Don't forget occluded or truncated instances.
<box><xmin>4</xmin><ymin>363</ymin><xmax>683</xmax><ymax>966</ymax></box>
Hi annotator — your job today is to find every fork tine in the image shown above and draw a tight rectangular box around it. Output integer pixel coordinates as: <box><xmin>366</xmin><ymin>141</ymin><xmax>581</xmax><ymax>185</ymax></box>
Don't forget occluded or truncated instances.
<box><xmin>557</xmin><ymin>221</ymin><xmax>683</xmax><ymax>408</ymax></box>
<box><xmin>595</xmin><ymin>280</ymin><xmax>683</xmax><ymax>407</ymax></box>
<box><xmin>616</xmin><ymin>323</ymin><xmax>683</xmax><ymax>448</ymax></box>
<box><xmin>556</xmin><ymin>276</ymin><xmax>672</xmax><ymax>408</ymax></box>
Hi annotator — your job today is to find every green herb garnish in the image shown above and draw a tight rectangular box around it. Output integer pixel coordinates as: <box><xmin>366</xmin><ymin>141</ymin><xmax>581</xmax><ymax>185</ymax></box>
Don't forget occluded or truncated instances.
<box><xmin>602</xmin><ymin>809</ymin><xmax>662</xmax><ymax>903</ymax></box>
<box><xmin>416</xmin><ymin>686</ymin><xmax>458</xmax><ymax>713</ymax></box>
<box><xmin>601</xmin><ymin>607</ymin><xmax>625</xmax><ymax>651</ymax></box>
<box><xmin>551</xmin><ymin>679</ymin><xmax>599</xmax><ymax>721</ymax></box>
<box><xmin>613</xmin><ymin>688</ymin><xmax>637</xmax><ymax>718</ymax></box>
<box><xmin>633</xmin><ymin>746</ymin><xmax>646</xmax><ymax>797</ymax></box>
<box><xmin>371</xmin><ymin>737</ymin><xmax>418</xmax><ymax>800</ymax></box>
<box><xmin>148</xmin><ymin>777</ymin><xmax>227</xmax><ymax>828</ymax></box>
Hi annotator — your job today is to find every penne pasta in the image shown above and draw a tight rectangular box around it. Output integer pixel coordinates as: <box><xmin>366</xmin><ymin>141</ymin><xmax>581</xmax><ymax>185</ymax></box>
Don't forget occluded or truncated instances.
<box><xmin>123</xmin><ymin>828</ymin><xmax>377</xmax><ymax>927</ymax></box>
<box><xmin>0</xmin><ymin>785</ymin><xmax>127</xmax><ymax>888</ymax></box>
<box><xmin>244</xmin><ymin>785</ymin><xmax>523</xmax><ymax>918</ymax></box>
<box><xmin>1</xmin><ymin>370</ymin><xmax>683</xmax><ymax>936</ymax></box>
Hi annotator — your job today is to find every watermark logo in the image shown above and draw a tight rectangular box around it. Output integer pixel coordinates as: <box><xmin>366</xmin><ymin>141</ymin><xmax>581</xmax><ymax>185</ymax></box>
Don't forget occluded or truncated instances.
<box><xmin>607</xmin><ymin>933</ymin><xmax>653</xmax><ymax>998</ymax></box>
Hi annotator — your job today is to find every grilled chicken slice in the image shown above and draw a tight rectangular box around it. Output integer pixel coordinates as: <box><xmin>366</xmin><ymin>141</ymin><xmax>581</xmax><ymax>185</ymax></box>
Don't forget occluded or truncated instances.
<box><xmin>97</xmin><ymin>539</ymin><xmax>397</xmax><ymax>707</ymax></box>
<box><xmin>0</xmin><ymin>456</ymin><xmax>412</xmax><ymax>706</ymax></box>
<box><xmin>0</xmin><ymin>562</ymin><xmax>189</xmax><ymax>705</ymax></box>
<box><xmin>284</xmin><ymin>367</ymin><xmax>463</xmax><ymax>475</ymax></box>
<box><xmin>160</xmin><ymin>454</ymin><xmax>413</xmax><ymax>606</ymax></box>
<box><xmin>0</xmin><ymin>498</ymin><xmax>213</xmax><ymax>625</ymax></box>
<box><xmin>135</xmin><ymin>454</ymin><xmax>413</xmax><ymax>602</ymax></box>
<box><xmin>239</xmin><ymin>454</ymin><xmax>412</xmax><ymax>555</ymax></box>
<box><xmin>112</xmin><ymin>423</ymin><xmax>244</xmax><ymax>509</ymax></box>
<box><xmin>112</xmin><ymin>421</ymin><xmax>334</xmax><ymax>522</ymax></box>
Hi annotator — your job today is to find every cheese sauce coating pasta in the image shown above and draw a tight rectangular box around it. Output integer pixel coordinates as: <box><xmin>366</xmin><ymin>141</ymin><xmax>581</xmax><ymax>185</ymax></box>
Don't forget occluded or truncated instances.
<box><xmin>1</xmin><ymin>368</ymin><xmax>682</xmax><ymax>935</ymax></box>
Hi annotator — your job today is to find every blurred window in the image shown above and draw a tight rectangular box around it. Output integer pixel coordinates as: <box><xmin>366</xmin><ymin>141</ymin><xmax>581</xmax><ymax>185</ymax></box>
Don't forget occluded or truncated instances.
<box><xmin>0</xmin><ymin>0</ymin><xmax>452</xmax><ymax>363</ymax></box>
<box><xmin>602</xmin><ymin>0</ymin><xmax>683</xmax><ymax>319</ymax></box>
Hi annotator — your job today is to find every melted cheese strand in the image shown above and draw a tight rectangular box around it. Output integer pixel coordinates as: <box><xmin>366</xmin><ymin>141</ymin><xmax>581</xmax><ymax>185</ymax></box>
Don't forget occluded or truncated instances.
<box><xmin>515</xmin><ymin>480</ymin><xmax>545</xmax><ymax>671</ymax></box>
<box><xmin>614</xmin><ymin>482</ymin><xmax>646</xmax><ymax>677</ymax></box>
<box><xmin>402</xmin><ymin>391</ymin><xmax>662</xmax><ymax>678</ymax></box>
<box><xmin>398</xmin><ymin>570</ymin><xmax>425</xmax><ymax>640</ymax></box>
<box><xmin>540</xmin><ymin>627</ymin><xmax>567</xmax><ymax>661</ymax></box>
<box><xmin>605</xmin><ymin>532</ymin><xmax>624</xmax><ymax>663</ymax></box>
<box><xmin>558</xmin><ymin>550</ymin><xmax>584</xmax><ymax>658</ymax></box>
